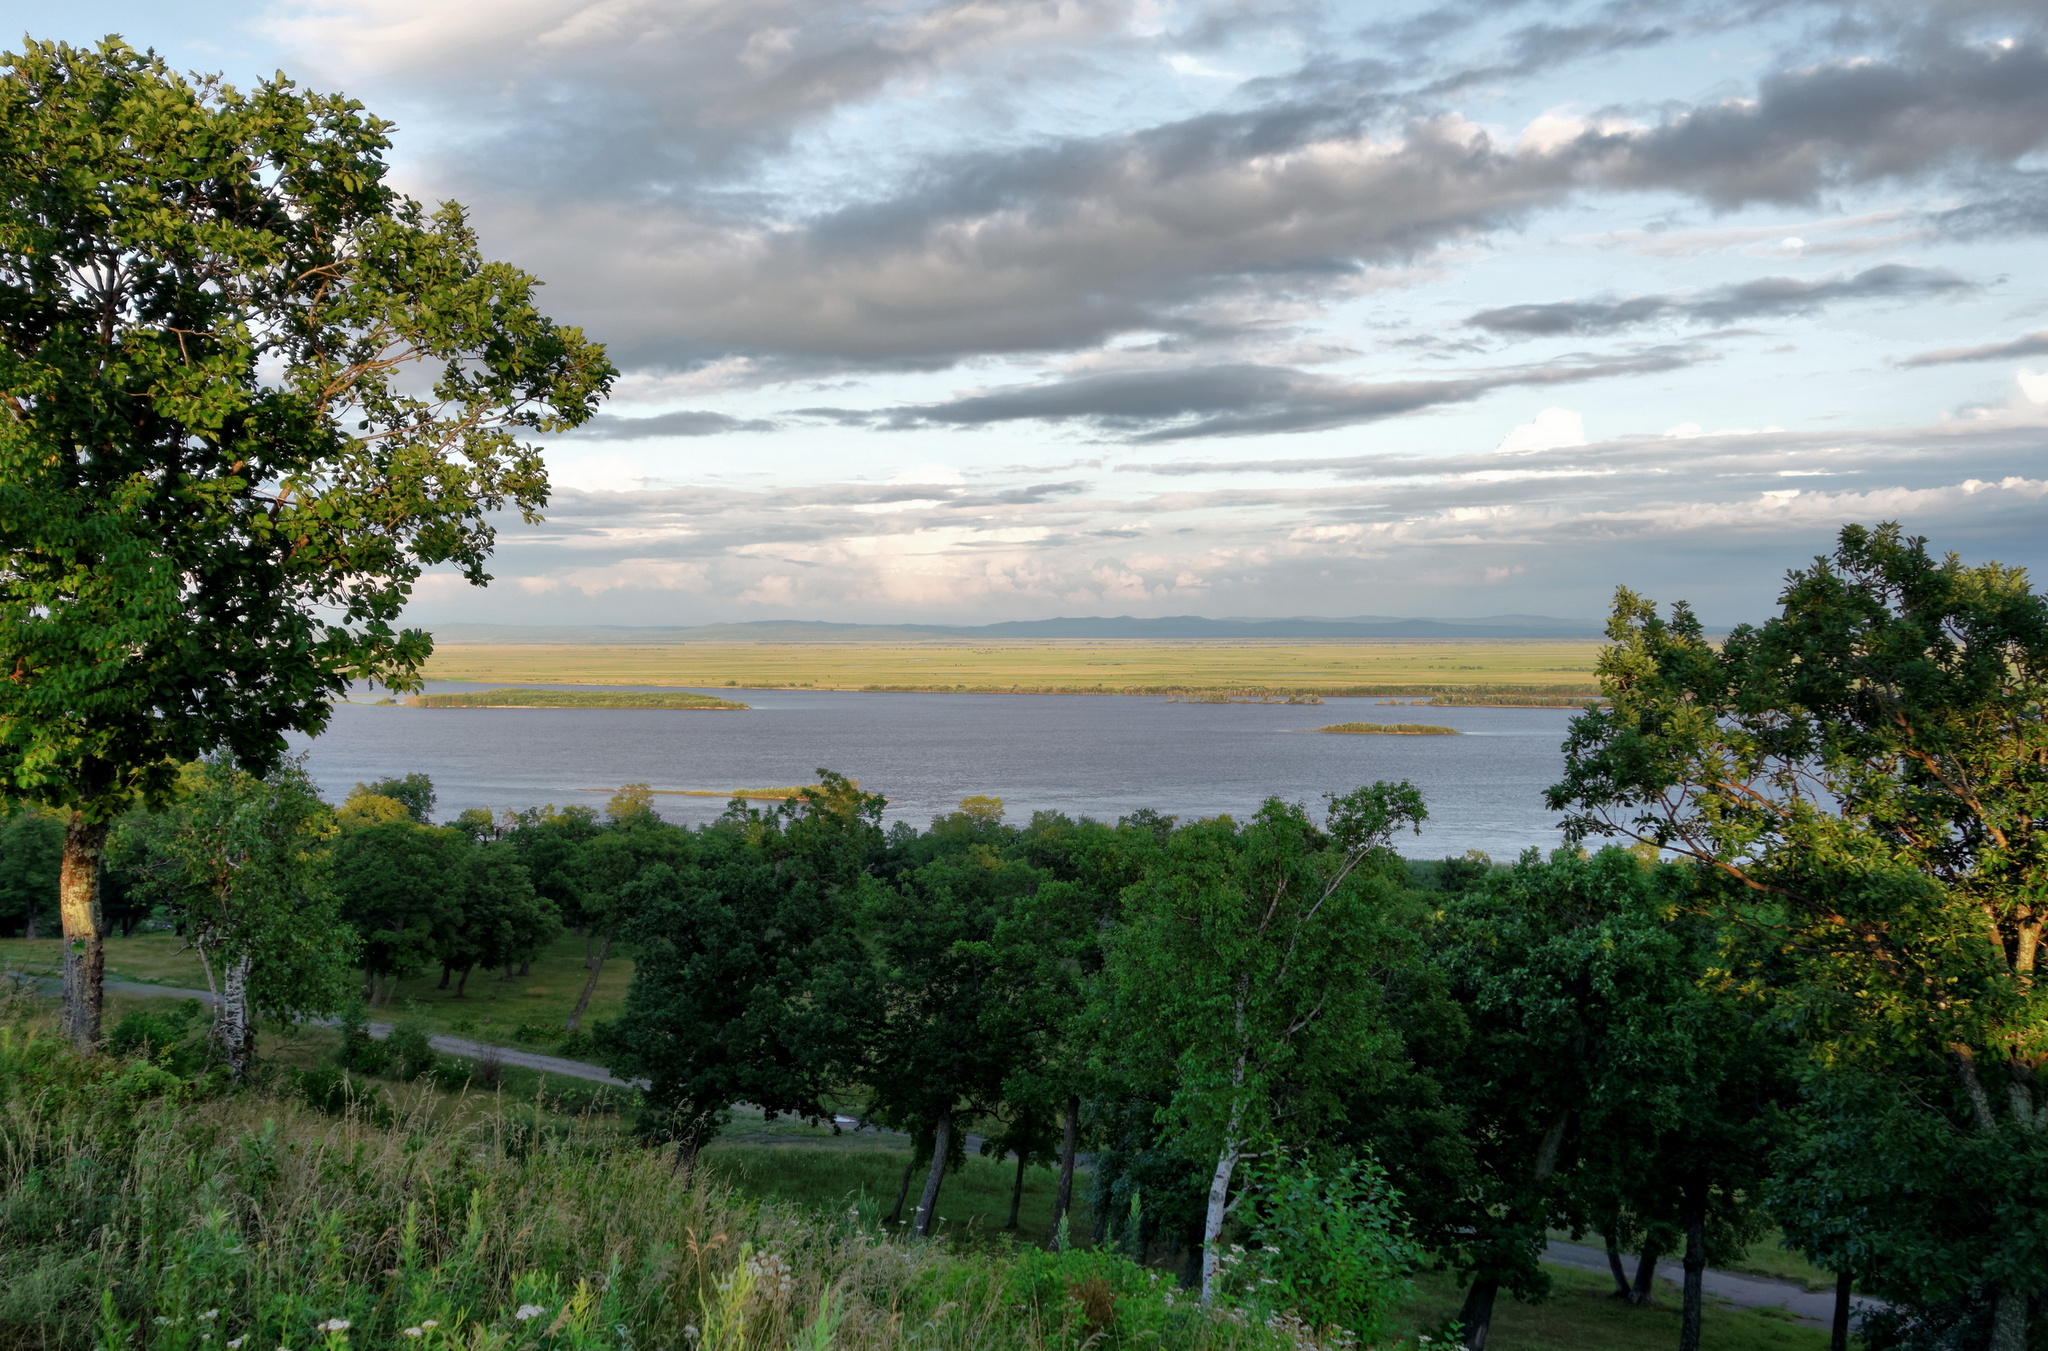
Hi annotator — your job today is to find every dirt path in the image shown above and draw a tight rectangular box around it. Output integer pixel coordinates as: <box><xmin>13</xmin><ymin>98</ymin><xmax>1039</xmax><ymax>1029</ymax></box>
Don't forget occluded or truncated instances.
<box><xmin>1542</xmin><ymin>1239</ymin><xmax>1886</xmax><ymax>1328</ymax></box>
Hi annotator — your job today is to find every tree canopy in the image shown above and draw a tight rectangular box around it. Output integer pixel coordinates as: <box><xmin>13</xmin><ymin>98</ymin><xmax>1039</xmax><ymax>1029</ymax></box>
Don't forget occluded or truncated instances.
<box><xmin>0</xmin><ymin>37</ymin><xmax>613</xmax><ymax>1046</ymax></box>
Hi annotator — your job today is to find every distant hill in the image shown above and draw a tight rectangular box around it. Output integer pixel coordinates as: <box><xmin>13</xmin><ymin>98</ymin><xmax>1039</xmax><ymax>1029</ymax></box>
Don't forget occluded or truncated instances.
<box><xmin>428</xmin><ymin>614</ymin><xmax>1606</xmax><ymax>643</ymax></box>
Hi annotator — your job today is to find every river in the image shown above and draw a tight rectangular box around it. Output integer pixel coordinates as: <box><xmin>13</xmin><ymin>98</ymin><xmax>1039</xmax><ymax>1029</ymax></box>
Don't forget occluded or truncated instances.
<box><xmin>288</xmin><ymin>684</ymin><xmax>1582</xmax><ymax>859</ymax></box>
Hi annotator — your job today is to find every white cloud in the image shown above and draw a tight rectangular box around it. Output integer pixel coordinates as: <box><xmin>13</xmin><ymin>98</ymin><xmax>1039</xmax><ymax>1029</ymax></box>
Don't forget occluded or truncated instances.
<box><xmin>1495</xmin><ymin>408</ymin><xmax>1586</xmax><ymax>455</ymax></box>
<box><xmin>2017</xmin><ymin>368</ymin><xmax>2048</xmax><ymax>404</ymax></box>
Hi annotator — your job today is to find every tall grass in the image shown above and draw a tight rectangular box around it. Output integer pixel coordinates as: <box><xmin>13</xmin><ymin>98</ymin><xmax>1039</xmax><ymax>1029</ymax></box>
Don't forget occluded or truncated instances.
<box><xmin>0</xmin><ymin>1008</ymin><xmax>1351</xmax><ymax>1351</ymax></box>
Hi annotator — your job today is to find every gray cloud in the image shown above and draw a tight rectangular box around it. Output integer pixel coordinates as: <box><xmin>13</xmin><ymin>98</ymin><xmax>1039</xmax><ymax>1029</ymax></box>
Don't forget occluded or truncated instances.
<box><xmin>1468</xmin><ymin>264</ymin><xmax>1974</xmax><ymax>336</ymax></box>
<box><xmin>871</xmin><ymin>348</ymin><xmax>1706</xmax><ymax>439</ymax></box>
<box><xmin>574</xmin><ymin>410</ymin><xmax>777</xmax><ymax>438</ymax></box>
<box><xmin>1898</xmin><ymin>329</ymin><xmax>2048</xmax><ymax>366</ymax></box>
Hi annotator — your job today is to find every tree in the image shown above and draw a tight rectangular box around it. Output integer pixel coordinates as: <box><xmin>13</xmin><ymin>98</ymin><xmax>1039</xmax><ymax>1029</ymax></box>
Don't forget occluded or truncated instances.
<box><xmin>0</xmin><ymin>805</ymin><xmax>62</xmax><ymax>937</ymax></box>
<box><xmin>862</xmin><ymin>802</ymin><xmax>1045</xmax><ymax>1237</ymax></box>
<box><xmin>565</xmin><ymin>787</ymin><xmax>689</xmax><ymax>1030</ymax></box>
<box><xmin>603</xmin><ymin>772</ymin><xmax>883</xmax><ymax>1165</ymax></box>
<box><xmin>331</xmin><ymin>820</ymin><xmax>469</xmax><ymax>1002</ymax></box>
<box><xmin>1102</xmin><ymin>782</ymin><xmax>1427</xmax><ymax>1301</ymax></box>
<box><xmin>117</xmin><ymin>756</ymin><xmax>350</xmax><ymax>1075</ymax></box>
<box><xmin>1549</xmin><ymin>523</ymin><xmax>2048</xmax><ymax>1351</ymax></box>
<box><xmin>357</xmin><ymin>774</ymin><xmax>436</xmax><ymax>825</ymax></box>
<box><xmin>436</xmin><ymin>840</ymin><xmax>556</xmax><ymax>997</ymax></box>
<box><xmin>0</xmin><ymin>39</ymin><xmax>613</xmax><ymax>1049</ymax></box>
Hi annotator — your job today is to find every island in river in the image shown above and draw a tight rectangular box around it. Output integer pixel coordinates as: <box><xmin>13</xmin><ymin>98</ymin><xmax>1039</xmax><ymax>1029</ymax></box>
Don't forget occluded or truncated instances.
<box><xmin>409</xmin><ymin>688</ymin><xmax>749</xmax><ymax>710</ymax></box>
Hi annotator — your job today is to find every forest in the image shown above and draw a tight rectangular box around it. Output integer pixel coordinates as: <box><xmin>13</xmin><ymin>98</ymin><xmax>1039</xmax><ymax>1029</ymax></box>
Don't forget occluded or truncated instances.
<box><xmin>3</xmin><ymin>525</ymin><xmax>2041</xmax><ymax>1351</ymax></box>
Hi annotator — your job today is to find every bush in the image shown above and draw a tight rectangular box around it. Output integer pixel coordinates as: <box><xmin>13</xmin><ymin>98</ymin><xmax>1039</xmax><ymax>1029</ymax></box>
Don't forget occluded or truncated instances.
<box><xmin>1228</xmin><ymin>1152</ymin><xmax>1418</xmax><ymax>1344</ymax></box>
<box><xmin>332</xmin><ymin>1001</ymin><xmax>390</xmax><ymax>1075</ymax></box>
<box><xmin>1007</xmin><ymin>1246</ymin><xmax>1181</xmax><ymax>1347</ymax></box>
<box><xmin>511</xmin><ymin>1020</ymin><xmax>558</xmax><ymax>1045</ymax></box>
<box><xmin>106</xmin><ymin>1000</ymin><xmax>208</xmax><ymax>1076</ymax></box>
<box><xmin>386</xmin><ymin>1019</ymin><xmax>439</xmax><ymax>1081</ymax></box>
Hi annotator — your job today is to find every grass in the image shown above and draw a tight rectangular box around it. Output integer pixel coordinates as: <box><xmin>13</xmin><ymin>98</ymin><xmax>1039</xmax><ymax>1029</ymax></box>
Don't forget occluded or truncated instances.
<box><xmin>409</xmin><ymin>688</ymin><xmax>749</xmax><ymax>710</ymax></box>
<box><xmin>418</xmin><ymin>641</ymin><xmax>1607</xmax><ymax>697</ymax></box>
<box><xmin>1427</xmin><ymin>694</ymin><xmax>1606</xmax><ymax>708</ymax></box>
<box><xmin>0</xmin><ymin>932</ymin><xmax>637</xmax><ymax>1053</ymax></box>
<box><xmin>1398</xmin><ymin>1265</ymin><xmax>1830</xmax><ymax>1351</ymax></box>
<box><xmin>1319</xmin><ymin>723</ymin><xmax>1461</xmax><ymax>736</ymax></box>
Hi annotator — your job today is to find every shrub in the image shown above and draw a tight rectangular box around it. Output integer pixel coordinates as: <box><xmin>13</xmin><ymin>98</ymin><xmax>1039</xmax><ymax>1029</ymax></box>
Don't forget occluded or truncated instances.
<box><xmin>1228</xmin><ymin>1153</ymin><xmax>1418</xmax><ymax>1345</ymax></box>
<box><xmin>386</xmin><ymin>1020</ymin><xmax>439</xmax><ymax>1081</ymax></box>
<box><xmin>332</xmin><ymin>1001</ymin><xmax>390</xmax><ymax>1075</ymax></box>
<box><xmin>106</xmin><ymin>1000</ymin><xmax>208</xmax><ymax>1075</ymax></box>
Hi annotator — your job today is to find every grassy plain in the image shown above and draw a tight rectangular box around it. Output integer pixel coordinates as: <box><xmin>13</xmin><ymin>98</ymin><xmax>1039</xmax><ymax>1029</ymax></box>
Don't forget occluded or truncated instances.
<box><xmin>1398</xmin><ymin>1266</ymin><xmax>1828</xmax><ymax>1351</ymax></box>
<box><xmin>420</xmin><ymin>641</ymin><xmax>1606</xmax><ymax>696</ymax></box>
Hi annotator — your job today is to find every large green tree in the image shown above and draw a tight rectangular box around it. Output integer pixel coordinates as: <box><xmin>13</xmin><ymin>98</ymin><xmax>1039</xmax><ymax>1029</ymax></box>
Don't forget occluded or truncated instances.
<box><xmin>1102</xmin><ymin>783</ymin><xmax>1426</xmax><ymax>1301</ymax></box>
<box><xmin>0</xmin><ymin>38</ymin><xmax>613</xmax><ymax>1048</ymax></box>
<box><xmin>602</xmin><ymin>772</ymin><xmax>883</xmax><ymax>1165</ymax></box>
<box><xmin>1549</xmin><ymin>523</ymin><xmax>2048</xmax><ymax>1351</ymax></box>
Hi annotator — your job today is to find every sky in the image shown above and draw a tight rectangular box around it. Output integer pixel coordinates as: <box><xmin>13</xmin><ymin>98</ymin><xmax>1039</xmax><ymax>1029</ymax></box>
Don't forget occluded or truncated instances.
<box><xmin>11</xmin><ymin>0</ymin><xmax>2048</xmax><ymax>626</ymax></box>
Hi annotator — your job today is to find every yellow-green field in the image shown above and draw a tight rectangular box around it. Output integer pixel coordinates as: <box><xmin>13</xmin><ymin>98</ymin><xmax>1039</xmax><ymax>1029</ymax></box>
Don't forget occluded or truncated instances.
<box><xmin>421</xmin><ymin>641</ymin><xmax>1607</xmax><ymax>696</ymax></box>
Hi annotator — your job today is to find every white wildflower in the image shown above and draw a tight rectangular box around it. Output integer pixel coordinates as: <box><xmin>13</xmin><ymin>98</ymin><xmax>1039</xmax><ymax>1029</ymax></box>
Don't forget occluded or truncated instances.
<box><xmin>403</xmin><ymin>1329</ymin><xmax>424</xmax><ymax>1339</ymax></box>
<box><xmin>226</xmin><ymin>1339</ymin><xmax>246</xmax><ymax>1349</ymax></box>
<box><xmin>514</xmin><ymin>1305</ymin><xmax>547</xmax><ymax>1322</ymax></box>
<box><xmin>317</xmin><ymin>1318</ymin><xmax>351</xmax><ymax>1332</ymax></box>
<box><xmin>200</xmin><ymin>1310</ymin><xmax>221</xmax><ymax>1321</ymax></box>
<box><xmin>421</xmin><ymin>1321</ymin><xmax>439</xmax><ymax>1330</ymax></box>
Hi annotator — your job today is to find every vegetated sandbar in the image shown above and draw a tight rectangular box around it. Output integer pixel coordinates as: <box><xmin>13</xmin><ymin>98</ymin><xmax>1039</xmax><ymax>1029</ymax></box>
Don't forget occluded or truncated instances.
<box><xmin>409</xmin><ymin>688</ymin><xmax>749</xmax><ymax>710</ymax></box>
<box><xmin>579</xmin><ymin>786</ymin><xmax>829</xmax><ymax>800</ymax></box>
<box><xmin>420</xmin><ymin>640</ymin><xmax>1604</xmax><ymax>699</ymax></box>
<box><xmin>1320</xmin><ymin>722</ymin><xmax>1462</xmax><ymax>736</ymax></box>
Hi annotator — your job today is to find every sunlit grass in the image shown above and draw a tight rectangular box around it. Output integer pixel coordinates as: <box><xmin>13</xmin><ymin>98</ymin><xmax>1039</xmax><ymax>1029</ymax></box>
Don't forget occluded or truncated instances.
<box><xmin>419</xmin><ymin>641</ymin><xmax>1607</xmax><ymax>696</ymax></box>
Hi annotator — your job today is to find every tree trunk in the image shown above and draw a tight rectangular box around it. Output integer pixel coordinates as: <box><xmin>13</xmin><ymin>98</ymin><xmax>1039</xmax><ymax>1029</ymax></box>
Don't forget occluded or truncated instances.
<box><xmin>1630</xmin><ymin>1244</ymin><xmax>1660</xmax><ymax>1305</ymax></box>
<box><xmin>456</xmin><ymin>964</ymin><xmax>473</xmax><ymax>997</ymax></box>
<box><xmin>217</xmin><ymin>953</ymin><xmax>253</xmax><ymax>1080</ymax></box>
<box><xmin>58</xmin><ymin>812</ymin><xmax>110</xmax><ymax>1052</ymax></box>
<box><xmin>437</xmin><ymin>961</ymin><xmax>453</xmax><ymax>990</ymax></box>
<box><xmin>1197</xmin><ymin>1133</ymin><xmax>1242</xmax><ymax>1303</ymax></box>
<box><xmin>1606</xmin><ymin>1233</ymin><xmax>1630</xmax><ymax>1299</ymax></box>
<box><xmin>1005</xmin><ymin>1149</ymin><xmax>1026</xmax><ymax>1231</ymax></box>
<box><xmin>1990</xmin><ymin>1288</ymin><xmax>2028</xmax><ymax>1351</ymax></box>
<box><xmin>565</xmin><ymin>932</ymin><xmax>611</xmax><ymax>1031</ymax></box>
<box><xmin>1678</xmin><ymin>1186</ymin><xmax>1707</xmax><ymax>1351</ymax></box>
<box><xmin>1830</xmin><ymin>1272</ymin><xmax>1852</xmax><ymax>1351</ymax></box>
<box><xmin>24</xmin><ymin>910</ymin><xmax>38</xmax><ymax>940</ymax></box>
<box><xmin>887</xmin><ymin>1157</ymin><xmax>915</xmax><ymax>1225</ymax></box>
<box><xmin>1457</xmin><ymin>1276</ymin><xmax>1500</xmax><ymax>1351</ymax></box>
<box><xmin>912</xmin><ymin>1104</ymin><xmax>952</xmax><ymax>1238</ymax></box>
<box><xmin>517</xmin><ymin>959</ymin><xmax>531</xmax><ymax>977</ymax></box>
<box><xmin>1048</xmin><ymin>1093</ymin><xmax>1080</xmax><ymax>1246</ymax></box>
<box><xmin>584</xmin><ymin>932</ymin><xmax>596</xmax><ymax>966</ymax></box>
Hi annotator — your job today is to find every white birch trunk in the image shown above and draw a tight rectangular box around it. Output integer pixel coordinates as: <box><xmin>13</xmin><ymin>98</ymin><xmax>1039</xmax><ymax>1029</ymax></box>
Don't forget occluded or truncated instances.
<box><xmin>1199</xmin><ymin>1134</ymin><xmax>1243</xmax><ymax>1303</ymax></box>
<box><xmin>218</xmin><ymin>953</ymin><xmax>252</xmax><ymax>1079</ymax></box>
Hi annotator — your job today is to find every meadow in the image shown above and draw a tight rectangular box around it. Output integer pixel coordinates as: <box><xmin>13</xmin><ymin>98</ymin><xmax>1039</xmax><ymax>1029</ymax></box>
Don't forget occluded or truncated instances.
<box><xmin>419</xmin><ymin>642</ymin><xmax>1606</xmax><ymax>697</ymax></box>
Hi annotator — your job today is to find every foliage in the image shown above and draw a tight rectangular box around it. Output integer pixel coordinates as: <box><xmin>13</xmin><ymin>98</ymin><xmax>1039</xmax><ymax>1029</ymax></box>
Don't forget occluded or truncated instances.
<box><xmin>1232</xmin><ymin>1152</ymin><xmax>1418</xmax><ymax>1344</ymax></box>
<box><xmin>0</xmin><ymin>1009</ymin><xmax>1332</xmax><ymax>1351</ymax></box>
<box><xmin>0</xmin><ymin>806</ymin><xmax>61</xmax><ymax>936</ymax></box>
<box><xmin>1549</xmin><ymin>522</ymin><xmax>2048</xmax><ymax>1347</ymax></box>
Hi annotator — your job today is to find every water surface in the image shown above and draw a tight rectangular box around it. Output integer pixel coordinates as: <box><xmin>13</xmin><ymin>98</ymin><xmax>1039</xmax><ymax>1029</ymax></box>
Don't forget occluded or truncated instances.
<box><xmin>290</xmin><ymin>685</ymin><xmax>1579</xmax><ymax>858</ymax></box>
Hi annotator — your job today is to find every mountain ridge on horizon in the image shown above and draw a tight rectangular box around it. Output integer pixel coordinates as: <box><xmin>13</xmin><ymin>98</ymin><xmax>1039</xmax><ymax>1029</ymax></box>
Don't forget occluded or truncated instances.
<box><xmin>427</xmin><ymin>614</ymin><xmax>1610</xmax><ymax>643</ymax></box>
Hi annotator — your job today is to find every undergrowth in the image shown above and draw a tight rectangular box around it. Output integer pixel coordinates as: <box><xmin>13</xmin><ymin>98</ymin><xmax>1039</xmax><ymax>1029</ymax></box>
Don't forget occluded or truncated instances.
<box><xmin>0</xmin><ymin>1003</ymin><xmax>1385</xmax><ymax>1351</ymax></box>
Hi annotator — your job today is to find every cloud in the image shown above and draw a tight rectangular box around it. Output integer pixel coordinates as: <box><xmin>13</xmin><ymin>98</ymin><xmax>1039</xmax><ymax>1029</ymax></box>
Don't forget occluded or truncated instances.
<box><xmin>573</xmin><ymin>410</ymin><xmax>778</xmax><ymax>439</ymax></box>
<box><xmin>1898</xmin><ymin>329</ymin><xmax>2048</xmax><ymax>367</ymax></box>
<box><xmin>1496</xmin><ymin>408</ymin><xmax>1586</xmax><ymax>454</ymax></box>
<box><xmin>867</xmin><ymin>348</ymin><xmax>1704</xmax><ymax>439</ymax></box>
<box><xmin>1468</xmin><ymin>264</ymin><xmax>1974</xmax><ymax>336</ymax></box>
<box><xmin>275</xmin><ymin>0</ymin><xmax>2048</xmax><ymax>379</ymax></box>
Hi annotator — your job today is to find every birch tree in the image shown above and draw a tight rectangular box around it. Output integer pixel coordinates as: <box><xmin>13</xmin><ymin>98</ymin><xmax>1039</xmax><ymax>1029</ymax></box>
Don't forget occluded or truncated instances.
<box><xmin>1103</xmin><ymin>782</ymin><xmax>1425</xmax><ymax>1301</ymax></box>
<box><xmin>120</xmin><ymin>756</ymin><xmax>348</xmax><ymax>1076</ymax></box>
